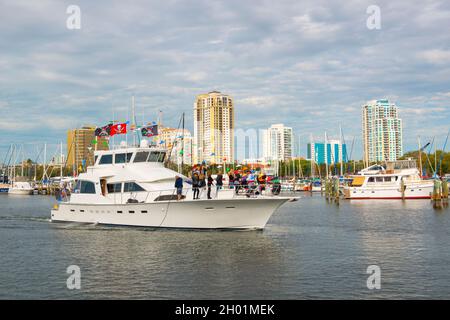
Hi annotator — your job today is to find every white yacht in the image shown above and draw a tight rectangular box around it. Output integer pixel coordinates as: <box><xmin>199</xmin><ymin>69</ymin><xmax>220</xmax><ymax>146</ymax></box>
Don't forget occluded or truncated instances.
<box><xmin>343</xmin><ymin>160</ymin><xmax>434</xmax><ymax>199</ymax></box>
<box><xmin>51</xmin><ymin>141</ymin><xmax>292</xmax><ymax>229</ymax></box>
<box><xmin>8</xmin><ymin>181</ymin><xmax>34</xmax><ymax>195</ymax></box>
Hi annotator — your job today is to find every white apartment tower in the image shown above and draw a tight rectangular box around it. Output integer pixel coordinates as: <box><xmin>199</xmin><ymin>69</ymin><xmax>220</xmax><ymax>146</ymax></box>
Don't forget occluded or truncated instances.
<box><xmin>193</xmin><ymin>91</ymin><xmax>234</xmax><ymax>164</ymax></box>
<box><xmin>362</xmin><ymin>99</ymin><xmax>403</xmax><ymax>164</ymax></box>
<box><xmin>262</xmin><ymin>124</ymin><xmax>293</xmax><ymax>162</ymax></box>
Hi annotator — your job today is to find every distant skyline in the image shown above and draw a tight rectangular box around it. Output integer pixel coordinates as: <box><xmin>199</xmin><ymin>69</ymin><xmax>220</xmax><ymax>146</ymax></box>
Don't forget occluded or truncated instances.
<box><xmin>1</xmin><ymin>0</ymin><xmax>450</xmax><ymax>161</ymax></box>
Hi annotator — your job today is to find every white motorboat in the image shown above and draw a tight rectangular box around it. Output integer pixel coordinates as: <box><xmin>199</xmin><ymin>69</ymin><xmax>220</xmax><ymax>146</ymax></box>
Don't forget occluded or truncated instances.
<box><xmin>51</xmin><ymin>141</ymin><xmax>292</xmax><ymax>229</ymax></box>
<box><xmin>8</xmin><ymin>181</ymin><xmax>34</xmax><ymax>195</ymax></box>
<box><xmin>343</xmin><ymin>160</ymin><xmax>434</xmax><ymax>199</ymax></box>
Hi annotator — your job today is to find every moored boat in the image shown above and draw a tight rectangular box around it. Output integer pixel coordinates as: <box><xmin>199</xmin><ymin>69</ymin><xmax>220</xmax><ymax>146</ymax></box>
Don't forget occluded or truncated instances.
<box><xmin>343</xmin><ymin>160</ymin><xmax>434</xmax><ymax>199</ymax></box>
<box><xmin>0</xmin><ymin>183</ymin><xmax>9</xmax><ymax>193</ymax></box>
<box><xmin>8</xmin><ymin>181</ymin><xmax>34</xmax><ymax>195</ymax></box>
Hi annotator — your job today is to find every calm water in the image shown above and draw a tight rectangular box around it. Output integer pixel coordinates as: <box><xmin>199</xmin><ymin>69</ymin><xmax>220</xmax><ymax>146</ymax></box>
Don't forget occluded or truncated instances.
<box><xmin>0</xmin><ymin>193</ymin><xmax>450</xmax><ymax>299</ymax></box>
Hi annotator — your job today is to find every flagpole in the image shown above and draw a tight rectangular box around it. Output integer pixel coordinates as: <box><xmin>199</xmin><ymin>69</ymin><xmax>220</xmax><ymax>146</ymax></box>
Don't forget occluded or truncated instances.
<box><xmin>112</xmin><ymin>106</ymin><xmax>115</xmax><ymax>149</ymax></box>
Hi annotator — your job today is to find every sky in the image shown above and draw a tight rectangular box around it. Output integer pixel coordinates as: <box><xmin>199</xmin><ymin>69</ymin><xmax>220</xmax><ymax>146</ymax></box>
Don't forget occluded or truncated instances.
<box><xmin>1</xmin><ymin>0</ymin><xmax>449</xmax><ymax>161</ymax></box>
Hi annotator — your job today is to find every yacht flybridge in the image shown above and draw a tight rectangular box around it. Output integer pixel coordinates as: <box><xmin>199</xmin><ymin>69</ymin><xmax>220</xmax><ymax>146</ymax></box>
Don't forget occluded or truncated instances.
<box><xmin>51</xmin><ymin>141</ymin><xmax>291</xmax><ymax>229</ymax></box>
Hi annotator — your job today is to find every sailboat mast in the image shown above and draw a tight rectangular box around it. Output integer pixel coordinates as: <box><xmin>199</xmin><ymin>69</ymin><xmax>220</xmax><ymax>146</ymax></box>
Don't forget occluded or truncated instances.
<box><xmin>434</xmin><ymin>138</ymin><xmax>437</xmax><ymax>177</ymax></box>
<box><xmin>339</xmin><ymin>125</ymin><xmax>343</xmax><ymax>177</ymax></box>
<box><xmin>21</xmin><ymin>144</ymin><xmax>24</xmax><ymax>177</ymax></box>
<box><xmin>132</xmin><ymin>96</ymin><xmax>136</xmax><ymax>147</ymax></box>
<box><xmin>181</xmin><ymin>112</ymin><xmax>185</xmax><ymax>171</ymax></box>
<box><xmin>418</xmin><ymin>136</ymin><xmax>422</xmax><ymax>177</ymax></box>
<box><xmin>325</xmin><ymin>132</ymin><xmax>329</xmax><ymax>179</ymax></box>
<box><xmin>310</xmin><ymin>133</ymin><xmax>314</xmax><ymax>178</ymax></box>
<box><xmin>43</xmin><ymin>143</ymin><xmax>47</xmax><ymax>181</ymax></box>
<box><xmin>60</xmin><ymin>141</ymin><xmax>63</xmax><ymax>180</ymax></box>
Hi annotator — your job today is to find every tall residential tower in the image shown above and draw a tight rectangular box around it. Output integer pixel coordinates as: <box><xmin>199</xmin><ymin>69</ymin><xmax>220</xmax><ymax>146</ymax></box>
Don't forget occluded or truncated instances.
<box><xmin>362</xmin><ymin>99</ymin><xmax>403</xmax><ymax>164</ymax></box>
<box><xmin>193</xmin><ymin>91</ymin><xmax>234</xmax><ymax>164</ymax></box>
<box><xmin>262</xmin><ymin>124</ymin><xmax>293</xmax><ymax>162</ymax></box>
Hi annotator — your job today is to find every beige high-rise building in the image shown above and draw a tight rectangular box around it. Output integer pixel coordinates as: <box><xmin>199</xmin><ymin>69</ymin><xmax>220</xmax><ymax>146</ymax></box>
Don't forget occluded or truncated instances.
<box><xmin>67</xmin><ymin>126</ymin><xmax>109</xmax><ymax>170</ymax></box>
<box><xmin>193</xmin><ymin>91</ymin><xmax>234</xmax><ymax>164</ymax></box>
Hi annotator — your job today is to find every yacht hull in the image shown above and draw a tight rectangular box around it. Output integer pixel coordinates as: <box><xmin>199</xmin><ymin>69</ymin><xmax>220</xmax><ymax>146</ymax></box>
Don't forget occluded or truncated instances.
<box><xmin>8</xmin><ymin>188</ymin><xmax>34</xmax><ymax>195</ymax></box>
<box><xmin>343</xmin><ymin>184</ymin><xmax>433</xmax><ymax>199</ymax></box>
<box><xmin>51</xmin><ymin>198</ymin><xmax>289</xmax><ymax>229</ymax></box>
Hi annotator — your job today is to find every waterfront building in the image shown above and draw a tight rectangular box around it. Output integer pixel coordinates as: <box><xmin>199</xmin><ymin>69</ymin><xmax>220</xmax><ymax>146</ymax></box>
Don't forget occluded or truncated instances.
<box><xmin>67</xmin><ymin>126</ymin><xmax>109</xmax><ymax>170</ymax></box>
<box><xmin>362</xmin><ymin>99</ymin><xmax>403</xmax><ymax>164</ymax></box>
<box><xmin>262</xmin><ymin>124</ymin><xmax>293</xmax><ymax>162</ymax></box>
<box><xmin>307</xmin><ymin>140</ymin><xmax>347</xmax><ymax>165</ymax></box>
<box><xmin>158</xmin><ymin>127</ymin><xmax>193</xmax><ymax>165</ymax></box>
<box><xmin>193</xmin><ymin>91</ymin><xmax>234</xmax><ymax>164</ymax></box>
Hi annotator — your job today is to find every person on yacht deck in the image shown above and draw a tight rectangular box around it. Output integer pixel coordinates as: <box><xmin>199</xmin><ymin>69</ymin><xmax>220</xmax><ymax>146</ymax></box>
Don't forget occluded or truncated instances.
<box><xmin>192</xmin><ymin>173</ymin><xmax>200</xmax><ymax>200</ymax></box>
<box><xmin>175</xmin><ymin>176</ymin><xmax>183</xmax><ymax>201</ymax></box>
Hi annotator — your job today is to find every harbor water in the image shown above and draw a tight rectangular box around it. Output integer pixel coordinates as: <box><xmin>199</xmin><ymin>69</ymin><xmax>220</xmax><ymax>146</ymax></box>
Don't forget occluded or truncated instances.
<box><xmin>1</xmin><ymin>194</ymin><xmax>450</xmax><ymax>299</ymax></box>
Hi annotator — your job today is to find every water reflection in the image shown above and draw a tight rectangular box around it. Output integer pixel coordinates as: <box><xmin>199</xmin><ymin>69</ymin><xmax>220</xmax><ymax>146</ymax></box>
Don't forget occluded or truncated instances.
<box><xmin>1</xmin><ymin>194</ymin><xmax>450</xmax><ymax>299</ymax></box>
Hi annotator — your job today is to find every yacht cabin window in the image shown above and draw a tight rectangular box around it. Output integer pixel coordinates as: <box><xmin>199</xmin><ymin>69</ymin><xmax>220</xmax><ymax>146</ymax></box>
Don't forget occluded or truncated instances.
<box><xmin>75</xmin><ymin>180</ymin><xmax>96</xmax><ymax>194</ymax></box>
<box><xmin>124</xmin><ymin>182</ymin><xmax>145</xmax><ymax>192</ymax></box>
<box><xmin>107</xmin><ymin>183</ymin><xmax>122</xmax><ymax>193</ymax></box>
<box><xmin>99</xmin><ymin>154</ymin><xmax>113</xmax><ymax>165</ymax></box>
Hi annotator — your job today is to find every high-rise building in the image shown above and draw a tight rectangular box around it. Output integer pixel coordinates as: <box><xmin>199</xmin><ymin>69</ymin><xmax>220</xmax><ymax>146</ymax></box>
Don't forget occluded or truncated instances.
<box><xmin>67</xmin><ymin>126</ymin><xmax>109</xmax><ymax>170</ymax></box>
<box><xmin>307</xmin><ymin>140</ymin><xmax>347</xmax><ymax>165</ymax></box>
<box><xmin>193</xmin><ymin>91</ymin><xmax>234</xmax><ymax>164</ymax></box>
<box><xmin>262</xmin><ymin>124</ymin><xmax>293</xmax><ymax>162</ymax></box>
<box><xmin>159</xmin><ymin>127</ymin><xmax>193</xmax><ymax>165</ymax></box>
<box><xmin>362</xmin><ymin>99</ymin><xmax>403</xmax><ymax>164</ymax></box>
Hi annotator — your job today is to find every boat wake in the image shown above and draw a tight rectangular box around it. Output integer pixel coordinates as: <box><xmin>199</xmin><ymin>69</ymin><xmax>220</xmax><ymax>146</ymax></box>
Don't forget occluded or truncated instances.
<box><xmin>0</xmin><ymin>216</ymin><xmax>50</xmax><ymax>223</ymax></box>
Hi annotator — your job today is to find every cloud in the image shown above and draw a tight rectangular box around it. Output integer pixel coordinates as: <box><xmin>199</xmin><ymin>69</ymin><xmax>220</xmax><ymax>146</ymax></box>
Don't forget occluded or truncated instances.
<box><xmin>419</xmin><ymin>49</ymin><xmax>450</xmax><ymax>65</ymax></box>
<box><xmin>0</xmin><ymin>0</ymin><xmax>450</xmax><ymax>159</ymax></box>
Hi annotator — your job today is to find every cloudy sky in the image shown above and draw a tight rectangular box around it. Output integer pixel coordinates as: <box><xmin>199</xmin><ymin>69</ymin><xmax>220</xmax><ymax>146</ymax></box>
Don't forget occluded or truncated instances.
<box><xmin>1</xmin><ymin>0</ymin><xmax>449</xmax><ymax>160</ymax></box>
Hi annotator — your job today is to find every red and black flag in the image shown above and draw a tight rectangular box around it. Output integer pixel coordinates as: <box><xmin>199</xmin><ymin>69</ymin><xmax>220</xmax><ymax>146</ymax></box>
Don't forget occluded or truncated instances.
<box><xmin>141</xmin><ymin>124</ymin><xmax>158</xmax><ymax>137</ymax></box>
<box><xmin>95</xmin><ymin>124</ymin><xmax>112</xmax><ymax>137</ymax></box>
<box><xmin>110</xmin><ymin>123</ymin><xmax>127</xmax><ymax>136</ymax></box>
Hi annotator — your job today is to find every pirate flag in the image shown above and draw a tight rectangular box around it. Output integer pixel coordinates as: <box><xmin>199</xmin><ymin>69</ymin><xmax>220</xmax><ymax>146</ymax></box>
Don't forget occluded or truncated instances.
<box><xmin>95</xmin><ymin>124</ymin><xmax>112</xmax><ymax>137</ymax></box>
<box><xmin>141</xmin><ymin>124</ymin><xmax>158</xmax><ymax>137</ymax></box>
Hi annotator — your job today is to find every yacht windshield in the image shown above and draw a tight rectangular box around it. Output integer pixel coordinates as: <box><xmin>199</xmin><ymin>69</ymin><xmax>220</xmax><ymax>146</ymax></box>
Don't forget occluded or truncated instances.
<box><xmin>134</xmin><ymin>151</ymin><xmax>149</xmax><ymax>163</ymax></box>
<box><xmin>148</xmin><ymin>151</ymin><xmax>166</xmax><ymax>162</ymax></box>
<box><xmin>99</xmin><ymin>154</ymin><xmax>113</xmax><ymax>165</ymax></box>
